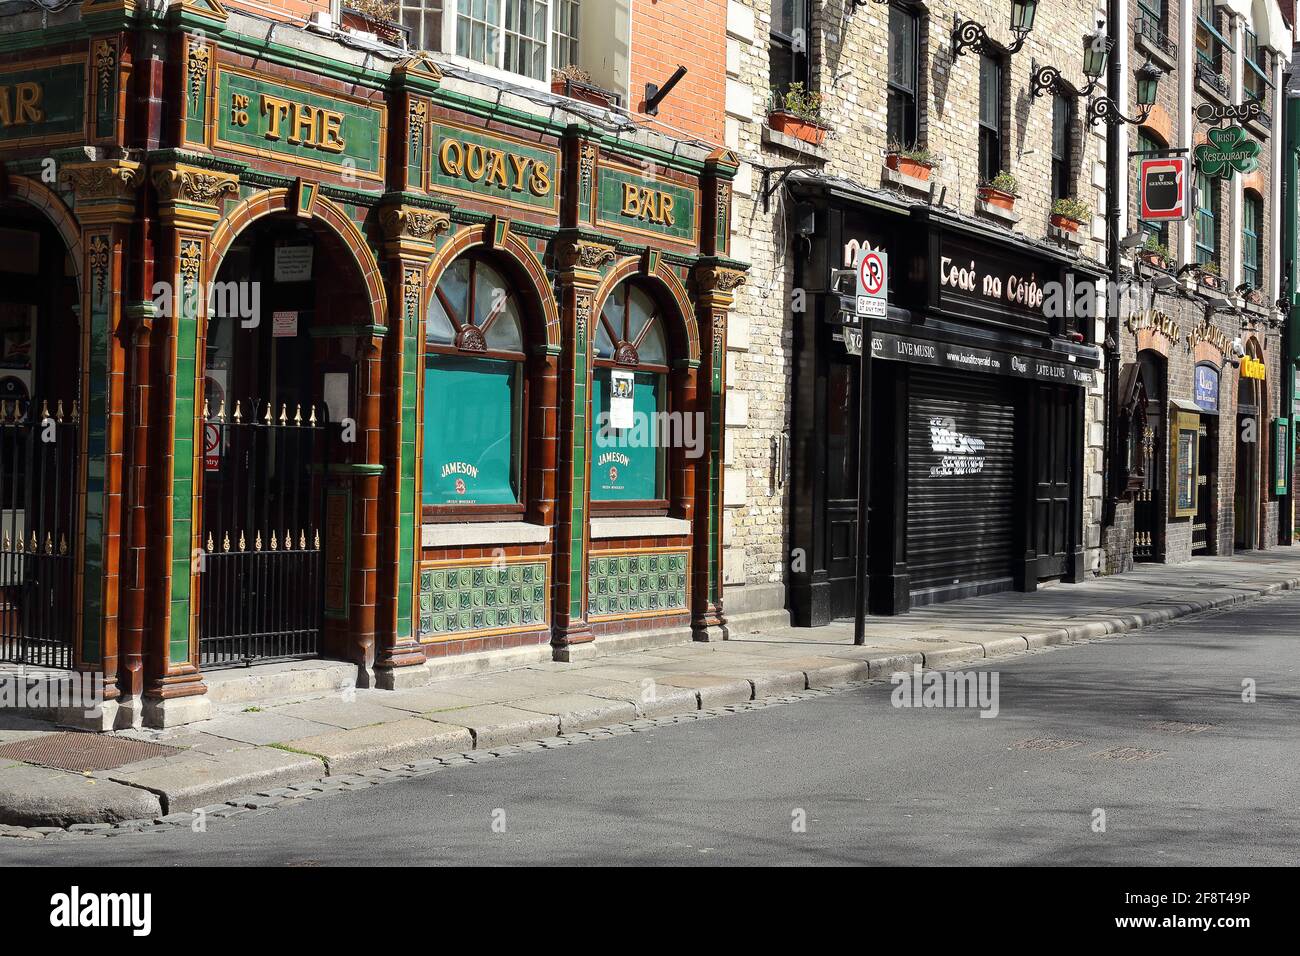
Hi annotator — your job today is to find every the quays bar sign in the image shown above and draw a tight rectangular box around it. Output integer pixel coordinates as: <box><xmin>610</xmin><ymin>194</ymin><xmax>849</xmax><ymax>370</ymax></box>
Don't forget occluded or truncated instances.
<box><xmin>868</xmin><ymin>331</ymin><xmax>1097</xmax><ymax>387</ymax></box>
<box><xmin>595</xmin><ymin>164</ymin><xmax>699</xmax><ymax>245</ymax></box>
<box><xmin>214</xmin><ymin>67</ymin><xmax>387</xmax><ymax>182</ymax></box>
<box><xmin>933</xmin><ymin>234</ymin><xmax>1058</xmax><ymax>334</ymax></box>
<box><xmin>429</xmin><ymin>121</ymin><xmax>560</xmax><ymax>213</ymax></box>
<box><xmin>0</xmin><ymin>57</ymin><xmax>86</xmax><ymax>147</ymax></box>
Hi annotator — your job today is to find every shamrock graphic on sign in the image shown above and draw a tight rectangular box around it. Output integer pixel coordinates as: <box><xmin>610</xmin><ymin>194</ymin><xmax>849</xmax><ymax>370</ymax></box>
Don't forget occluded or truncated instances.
<box><xmin>1194</xmin><ymin>125</ymin><xmax>1261</xmax><ymax>178</ymax></box>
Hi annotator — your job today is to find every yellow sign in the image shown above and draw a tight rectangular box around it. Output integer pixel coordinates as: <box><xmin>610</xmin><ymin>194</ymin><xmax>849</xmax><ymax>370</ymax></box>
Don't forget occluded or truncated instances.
<box><xmin>620</xmin><ymin>183</ymin><xmax>676</xmax><ymax>227</ymax></box>
<box><xmin>437</xmin><ymin>137</ymin><xmax>552</xmax><ymax>197</ymax></box>
<box><xmin>230</xmin><ymin>93</ymin><xmax>346</xmax><ymax>155</ymax></box>
<box><xmin>1241</xmin><ymin>357</ymin><xmax>1266</xmax><ymax>380</ymax></box>
<box><xmin>0</xmin><ymin>81</ymin><xmax>43</xmax><ymax>128</ymax></box>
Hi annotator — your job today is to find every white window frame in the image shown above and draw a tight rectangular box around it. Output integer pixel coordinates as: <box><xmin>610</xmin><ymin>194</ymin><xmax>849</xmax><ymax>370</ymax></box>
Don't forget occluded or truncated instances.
<box><xmin>439</xmin><ymin>0</ymin><xmax>567</xmax><ymax>90</ymax></box>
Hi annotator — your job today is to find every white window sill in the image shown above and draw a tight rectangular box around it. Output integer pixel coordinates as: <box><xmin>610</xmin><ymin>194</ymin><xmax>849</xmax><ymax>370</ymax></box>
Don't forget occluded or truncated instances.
<box><xmin>590</xmin><ymin>516</ymin><xmax>691</xmax><ymax>540</ymax></box>
<box><xmin>422</xmin><ymin>521</ymin><xmax>551</xmax><ymax>548</ymax></box>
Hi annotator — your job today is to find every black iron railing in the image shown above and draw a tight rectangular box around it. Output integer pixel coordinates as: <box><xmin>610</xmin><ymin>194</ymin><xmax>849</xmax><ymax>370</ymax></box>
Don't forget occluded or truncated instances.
<box><xmin>1136</xmin><ymin>13</ymin><xmax>1176</xmax><ymax>59</ymax></box>
<box><xmin>198</xmin><ymin>400</ymin><xmax>326</xmax><ymax>668</ymax></box>
<box><xmin>0</xmin><ymin>400</ymin><xmax>79</xmax><ymax>668</ymax></box>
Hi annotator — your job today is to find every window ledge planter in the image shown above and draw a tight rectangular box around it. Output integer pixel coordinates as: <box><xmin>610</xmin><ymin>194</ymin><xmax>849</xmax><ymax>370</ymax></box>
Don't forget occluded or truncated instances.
<box><xmin>767</xmin><ymin>110</ymin><xmax>830</xmax><ymax>146</ymax></box>
<box><xmin>977</xmin><ymin>185</ymin><xmax>1016</xmax><ymax>212</ymax></box>
<box><xmin>1049</xmin><ymin>213</ymin><xmax>1085</xmax><ymax>234</ymax></box>
<box><xmin>340</xmin><ymin>5</ymin><xmax>408</xmax><ymax>45</ymax></box>
<box><xmin>1197</xmin><ymin>270</ymin><xmax>1223</xmax><ymax>291</ymax></box>
<box><xmin>1137</xmin><ymin>250</ymin><xmax>1172</xmax><ymax>271</ymax></box>
<box><xmin>551</xmin><ymin>68</ymin><xmax>621</xmax><ymax>109</ymax></box>
<box><xmin>885</xmin><ymin>152</ymin><xmax>934</xmax><ymax>182</ymax></box>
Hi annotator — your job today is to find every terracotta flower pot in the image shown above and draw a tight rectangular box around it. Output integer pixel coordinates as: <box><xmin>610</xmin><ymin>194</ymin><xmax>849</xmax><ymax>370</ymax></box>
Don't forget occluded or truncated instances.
<box><xmin>768</xmin><ymin>111</ymin><xmax>828</xmax><ymax>146</ymax></box>
<box><xmin>1138</xmin><ymin>251</ymin><xmax>1168</xmax><ymax>270</ymax></box>
<box><xmin>886</xmin><ymin>154</ymin><xmax>933</xmax><ymax>181</ymax></box>
<box><xmin>1050</xmin><ymin>213</ymin><xmax>1083</xmax><ymax>233</ymax></box>
<box><xmin>978</xmin><ymin>186</ymin><xmax>1016</xmax><ymax>211</ymax></box>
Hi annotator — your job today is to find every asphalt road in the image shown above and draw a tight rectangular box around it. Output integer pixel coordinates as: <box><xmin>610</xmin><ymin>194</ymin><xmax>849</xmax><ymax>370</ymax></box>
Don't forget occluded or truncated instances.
<box><xmin>3</xmin><ymin>593</ymin><xmax>1298</xmax><ymax>866</ymax></box>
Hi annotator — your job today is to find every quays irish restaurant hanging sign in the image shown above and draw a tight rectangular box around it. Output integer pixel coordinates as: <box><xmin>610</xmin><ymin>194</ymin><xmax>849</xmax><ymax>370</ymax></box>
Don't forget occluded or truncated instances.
<box><xmin>1193</xmin><ymin>125</ymin><xmax>1261</xmax><ymax>179</ymax></box>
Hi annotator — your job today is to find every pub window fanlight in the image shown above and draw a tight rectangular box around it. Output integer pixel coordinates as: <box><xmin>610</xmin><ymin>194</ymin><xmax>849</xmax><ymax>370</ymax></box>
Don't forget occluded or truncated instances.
<box><xmin>590</xmin><ymin>282</ymin><xmax>669</xmax><ymax>507</ymax></box>
<box><xmin>424</xmin><ymin>255</ymin><xmax>527</xmax><ymax>509</ymax></box>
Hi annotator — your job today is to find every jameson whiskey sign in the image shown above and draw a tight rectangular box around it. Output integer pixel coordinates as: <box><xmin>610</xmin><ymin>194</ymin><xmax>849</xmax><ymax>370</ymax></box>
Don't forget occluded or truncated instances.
<box><xmin>429</xmin><ymin>121</ymin><xmax>560</xmax><ymax>213</ymax></box>
<box><xmin>214</xmin><ymin>67</ymin><xmax>386</xmax><ymax>181</ymax></box>
<box><xmin>1193</xmin><ymin>125</ymin><xmax>1261</xmax><ymax>179</ymax></box>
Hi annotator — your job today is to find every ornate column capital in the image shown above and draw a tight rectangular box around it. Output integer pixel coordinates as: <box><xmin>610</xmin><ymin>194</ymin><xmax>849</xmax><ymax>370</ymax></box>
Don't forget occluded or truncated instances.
<box><xmin>151</xmin><ymin>162</ymin><xmax>240</xmax><ymax>226</ymax></box>
<box><xmin>378</xmin><ymin>203</ymin><xmax>451</xmax><ymax>257</ymax></box>
<box><xmin>692</xmin><ymin>260</ymin><xmax>748</xmax><ymax>300</ymax></box>
<box><xmin>61</xmin><ymin>160</ymin><xmax>143</xmax><ymax>225</ymax></box>
<box><xmin>554</xmin><ymin>235</ymin><xmax>617</xmax><ymax>277</ymax></box>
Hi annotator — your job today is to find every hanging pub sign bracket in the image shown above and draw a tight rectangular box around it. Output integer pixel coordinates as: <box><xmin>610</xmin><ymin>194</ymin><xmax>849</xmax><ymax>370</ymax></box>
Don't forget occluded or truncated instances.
<box><xmin>759</xmin><ymin>162</ymin><xmax>818</xmax><ymax>212</ymax></box>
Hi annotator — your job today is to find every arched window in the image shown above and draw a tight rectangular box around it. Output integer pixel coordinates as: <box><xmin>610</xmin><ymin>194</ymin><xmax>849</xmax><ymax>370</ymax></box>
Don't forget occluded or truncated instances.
<box><xmin>590</xmin><ymin>281</ymin><xmax>670</xmax><ymax>510</ymax></box>
<box><xmin>424</xmin><ymin>255</ymin><xmax>527</xmax><ymax>513</ymax></box>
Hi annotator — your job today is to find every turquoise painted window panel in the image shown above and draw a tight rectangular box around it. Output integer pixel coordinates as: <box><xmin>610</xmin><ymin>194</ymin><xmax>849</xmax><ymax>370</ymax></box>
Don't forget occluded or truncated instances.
<box><xmin>590</xmin><ymin>368</ymin><xmax>664</xmax><ymax>501</ymax></box>
<box><xmin>423</xmin><ymin>354</ymin><xmax>520</xmax><ymax>505</ymax></box>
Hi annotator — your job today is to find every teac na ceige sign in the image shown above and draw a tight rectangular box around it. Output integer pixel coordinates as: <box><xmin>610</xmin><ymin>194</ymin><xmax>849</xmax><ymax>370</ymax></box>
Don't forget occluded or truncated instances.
<box><xmin>1140</xmin><ymin>156</ymin><xmax>1188</xmax><ymax>222</ymax></box>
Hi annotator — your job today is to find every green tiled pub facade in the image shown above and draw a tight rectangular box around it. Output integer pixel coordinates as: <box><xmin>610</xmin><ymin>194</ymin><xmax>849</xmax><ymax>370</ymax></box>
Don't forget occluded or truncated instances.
<box><xmin>0</xmin><ymin>0</ymin><xmax>745</xmax><ymax>727</ymax></box>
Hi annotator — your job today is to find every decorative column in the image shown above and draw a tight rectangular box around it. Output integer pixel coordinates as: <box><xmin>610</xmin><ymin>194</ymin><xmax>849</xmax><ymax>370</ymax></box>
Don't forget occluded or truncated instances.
<box><xmin>690</xmin><ymin>262</ymin><xmax>746</xmax><ymax>641</ymax></box>
<box><xmin>60</xmin><ymin>160</ymin><xmax>141</xmax><ymax>727</ymax></box>
<box><xmin>143</xmin><ymin>160</ymin><xmax>239</xmax><ymax>726</ymax></box>
<box><xmin>373</xmin><ymin>202</ymin><xmax>450</xmax><ymax>687</ymax></box>
<box><xmin>551</xmin><ymin>235</ymin><xmax>616</xmax><ymax>659</ymax></box>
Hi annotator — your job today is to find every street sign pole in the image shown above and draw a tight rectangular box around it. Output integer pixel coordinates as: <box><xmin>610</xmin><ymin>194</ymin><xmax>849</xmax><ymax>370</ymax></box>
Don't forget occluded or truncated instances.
<box><xmin>853</xmin><ymin>251</ymin><xmax>886</xmax><ymax>646</ymax></box>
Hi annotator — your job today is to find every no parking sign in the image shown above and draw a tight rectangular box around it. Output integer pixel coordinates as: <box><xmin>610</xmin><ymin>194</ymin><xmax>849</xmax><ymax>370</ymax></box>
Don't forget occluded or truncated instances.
<box><xmin>855</xmin><ymin>249</ymin><xmax>888</xmax><ymax>318</ymax></box>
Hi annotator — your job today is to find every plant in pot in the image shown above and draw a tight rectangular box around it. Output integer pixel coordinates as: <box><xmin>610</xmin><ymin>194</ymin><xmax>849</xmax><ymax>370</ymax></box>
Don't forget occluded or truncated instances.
<box><xmin>1197</xmin><ymin>260</ymin><xmax>1221</xmax><ymax>289</ymax></box>
<box><xmin>1137</xmin><ymin>236</ymin><xmax>1170</xmax><ymax>269</ymax></box>
<box><xmin>1050</xmin><ymin>197</ymin><xmax>1091</xmax><ymax>234</ymax></box>
<box><xmin>768</xmin><ymin>83</ymin><xmax>829</xmax><ymax>146</ymax></box>
<box><xmin>551</xmin><ymin>64</ymin><xmax>618</xmax><ymax>107</ymax></box>
<box><xmin>978</xmin><ymin>172</ymin><xmax>1018</xmax><ymax>211</ymax></box>
<box><xmin>343</xmin><ymin>0</ymin><xmax>405</xmax><ymax>44</ymax></box>
<box><xmin>885</xmin><ymin>143</ymin><xmax>936</xmax><ymax>181</ymax></box>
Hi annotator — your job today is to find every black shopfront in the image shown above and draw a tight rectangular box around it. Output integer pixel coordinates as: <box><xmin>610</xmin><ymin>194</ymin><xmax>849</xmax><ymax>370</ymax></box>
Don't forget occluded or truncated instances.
<box><xmin>787</xmin><ymin>179</ymin><xmax>1102</xmax><ymax>624</ymax></box>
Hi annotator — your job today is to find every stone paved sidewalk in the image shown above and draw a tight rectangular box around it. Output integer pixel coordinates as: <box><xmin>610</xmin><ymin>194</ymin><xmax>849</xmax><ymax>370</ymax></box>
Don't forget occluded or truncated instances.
<box><xmin>3</xmin><ymin>549</ymin><xmax>1300</xmax><ymax>830</ymax></box>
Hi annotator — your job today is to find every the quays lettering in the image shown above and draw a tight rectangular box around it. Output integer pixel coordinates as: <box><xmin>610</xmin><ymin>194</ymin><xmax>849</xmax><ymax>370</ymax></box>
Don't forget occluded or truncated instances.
<box><xmin>232</xmin><ymin>93</ymin><xmax>346</xmax><ymax>154</ymax></box>
<box><xmin>620</xmin><ymin>183</ymin><xmax>675</xmax><ymax>226</ymax></box>
<box><xmin>0</xmin><ymin>81</ymin><xmax>43</xmax><ymax>127</ymax></box>
<box><xmin>939</xmin><ymin>256</ymin><xmax>1044</xmax><ymax>309</ymax></box>
<box><xmin>438</xmin><ymin>138</ymin><xmax>552</xmax><ymax>196</ymax></box>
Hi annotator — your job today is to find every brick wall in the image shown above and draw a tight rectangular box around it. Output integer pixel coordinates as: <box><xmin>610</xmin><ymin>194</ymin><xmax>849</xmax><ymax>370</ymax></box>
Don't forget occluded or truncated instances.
<box><xmin>723</xmin><ymin>0</ymin><xmax>1110</xmax><ymax>618</ymax></box>
<box><xmin>630</xmin><ymin>0</ymin><xmax>729</xmax><ymax>144</ymax></box>
<box><xmin>225</xmin><ymin>0</ymin><xmax>326</xmax><ymax>24</ymax></box>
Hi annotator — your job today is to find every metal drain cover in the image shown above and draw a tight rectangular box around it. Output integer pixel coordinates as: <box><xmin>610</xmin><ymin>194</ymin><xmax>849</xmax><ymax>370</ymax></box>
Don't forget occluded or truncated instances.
<box><xmin>0</xmin><ymin>732</ymin><xmax>182</xmax><ymax>772</ymax></box>
<box><xmin>1152</xmin><ymin>720</ymin><xmax>1215</xmax><ymax>734</ymax></box>
<box><xmin>1013</xmin><ymin>737</ymin><xmax>1085</xmax><ymax>752</ymax></box>
<box><xmin>1090</xmin><ymin>746</ymin><xmax>1166</xmax><ymax>763</ymax></box>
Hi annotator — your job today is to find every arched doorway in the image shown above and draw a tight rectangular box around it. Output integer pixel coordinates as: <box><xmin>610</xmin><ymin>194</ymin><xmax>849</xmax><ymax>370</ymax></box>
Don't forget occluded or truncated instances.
<box><xmin>1133</xmin><ymin>350</ymin><xmax>1166</xmax><ymax>562</ymax></box>
<box><xmin>198</xmin><ymin>212</ymin><xmax>371</xmax><ymax>667</ymax></box>
<box><xmin>1235</xmin><ymin>341</ymin><xmax>1265</xmax><ymax>551</ymax></box>
<box><xmin>0</xmin><ymin>195</ymin><xmax>81</xmax><ymax>666</ymax></box>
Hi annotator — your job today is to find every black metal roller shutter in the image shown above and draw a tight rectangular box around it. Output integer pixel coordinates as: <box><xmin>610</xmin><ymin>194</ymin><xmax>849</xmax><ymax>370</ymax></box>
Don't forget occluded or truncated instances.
<box><xmin>907</xmin><ymin>369</ymin><xmax>1017</xmax><ymax>602</ymax></box>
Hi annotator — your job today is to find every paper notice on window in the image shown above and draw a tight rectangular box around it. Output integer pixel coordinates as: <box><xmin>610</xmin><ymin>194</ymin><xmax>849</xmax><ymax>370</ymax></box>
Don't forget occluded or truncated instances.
<box><xmin>609</xmin><ymin>369</ymin><xmax>635</xmax><ymax>430</ymax></box>
<box><xmin>272</xmin><ymin>310</ymin><xmax>298</xmax><ymax>338</ymax></box>
<box><xmin>274</xmin><ymin>243</ymin><xmax>313</xmax><ymax>282</ymax></box>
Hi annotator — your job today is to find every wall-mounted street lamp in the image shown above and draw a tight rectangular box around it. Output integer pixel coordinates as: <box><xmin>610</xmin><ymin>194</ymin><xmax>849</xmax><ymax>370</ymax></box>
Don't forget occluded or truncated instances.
<box><xmin>1088</xmin><ymin>60</ymin><xmax>1163</xmax><ymax>126</ymax></box>
<box><xmin>953</xmin><ymin>0</ymin><xmax>1039</xmax><ymax>58</ymax></box>
<box><xmin>1033</xmin><ymin>30</ymin><xmax>1112</xmax><ymax>99</ymax></box>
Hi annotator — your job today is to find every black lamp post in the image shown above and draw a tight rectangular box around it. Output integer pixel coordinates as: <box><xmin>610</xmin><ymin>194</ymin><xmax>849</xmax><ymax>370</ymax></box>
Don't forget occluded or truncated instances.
<box><xmin>1088</xmin><ymin>60</ymin><xmax>1163</xmax><ymax>126</ymax></box>
<box><xmin>953</xmin><ymin>0</ymin><xmax>1039</xmax><ymax>57</ymax></box>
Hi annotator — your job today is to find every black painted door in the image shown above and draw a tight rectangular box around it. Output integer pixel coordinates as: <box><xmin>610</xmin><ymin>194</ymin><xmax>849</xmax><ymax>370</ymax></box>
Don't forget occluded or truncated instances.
<box><xmin>1033</xmin><ymin>386</ymin><xmax>1073</xmax><ymax>579</ymax></box>
<box><xmin>825</xmin><ymin>356</ymin><xmax>860</xmax><ymax>619</ymax></box>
